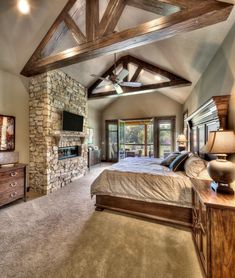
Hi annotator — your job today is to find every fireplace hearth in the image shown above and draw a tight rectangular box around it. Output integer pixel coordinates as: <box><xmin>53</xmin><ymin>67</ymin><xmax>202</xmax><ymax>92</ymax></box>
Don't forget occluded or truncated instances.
<box><xmin>58</xmin><ymin>146</ymin><xmax>81</xmax><ymax>160</ymax></box>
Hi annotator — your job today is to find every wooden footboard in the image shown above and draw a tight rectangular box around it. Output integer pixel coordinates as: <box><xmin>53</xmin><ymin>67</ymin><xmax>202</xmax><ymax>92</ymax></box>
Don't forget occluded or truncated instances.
<box><xmin>96</xmin><ymin>195</ymin><xmax>192</xmax><ymax>228</ymax></box>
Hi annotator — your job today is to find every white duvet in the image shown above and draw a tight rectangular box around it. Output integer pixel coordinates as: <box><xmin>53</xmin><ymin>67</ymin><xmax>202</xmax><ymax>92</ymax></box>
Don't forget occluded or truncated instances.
<box><xmin>91</xmin><ymin>157</ymin><xmax>193</xmax><ymax>208</ymax></box>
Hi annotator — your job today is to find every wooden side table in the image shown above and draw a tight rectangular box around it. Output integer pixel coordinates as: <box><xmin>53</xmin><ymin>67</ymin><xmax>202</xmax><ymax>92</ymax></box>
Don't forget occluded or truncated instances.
<box><xmin>191</xmin><ymin>178</ymin><xmax>235</xmax><ymax>278</ymax></box>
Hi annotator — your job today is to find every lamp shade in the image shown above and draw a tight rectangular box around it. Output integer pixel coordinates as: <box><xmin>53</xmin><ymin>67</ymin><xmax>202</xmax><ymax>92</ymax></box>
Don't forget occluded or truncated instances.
<box><xmin>177</xmin><ymin>134</ymin><xmax>187</xmax><ymax>143</ymax></box>
<box><xmin>205</xmin><ymin>130</ymin><xmax>235</xmax><ymax>154</ymax></box>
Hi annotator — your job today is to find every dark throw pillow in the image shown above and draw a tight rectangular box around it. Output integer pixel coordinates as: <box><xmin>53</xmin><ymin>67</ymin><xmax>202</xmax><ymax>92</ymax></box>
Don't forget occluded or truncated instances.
<box><xmin>160</xmin><ymin>152</ymin><xmax>180</xmax><ymax>167</ymax></box>
<box><xmin>169</xmin><ymin>152</ymin><xmax>189</xmax><ymax>172</ymax></box>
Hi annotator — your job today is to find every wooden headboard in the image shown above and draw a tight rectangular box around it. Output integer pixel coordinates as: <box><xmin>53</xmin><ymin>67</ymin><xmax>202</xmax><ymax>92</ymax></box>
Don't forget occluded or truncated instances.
<box><xmin>185</xmin><ymin>95</ymin><xmax>230</xmax><ymax>156</ymax></box>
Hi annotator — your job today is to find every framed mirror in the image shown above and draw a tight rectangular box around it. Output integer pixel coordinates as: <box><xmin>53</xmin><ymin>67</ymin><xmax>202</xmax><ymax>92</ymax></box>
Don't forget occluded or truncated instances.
<box><xmin>0</xmin><ymin>115</ymin><xmax>15</xmax><ymax>151</ymax></box>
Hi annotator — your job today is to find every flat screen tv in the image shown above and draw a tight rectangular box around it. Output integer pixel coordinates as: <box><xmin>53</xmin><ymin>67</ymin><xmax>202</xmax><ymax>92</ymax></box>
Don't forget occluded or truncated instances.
<box><xmin>62</xmin><ymin>111</ymin><xmax>84</xmax><ymax>132</ymax></box>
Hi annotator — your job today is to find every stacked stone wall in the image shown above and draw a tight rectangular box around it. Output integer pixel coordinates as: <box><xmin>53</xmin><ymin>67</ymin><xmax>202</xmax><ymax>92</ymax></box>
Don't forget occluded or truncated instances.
<box><xmin>29</xmin><ymin>70</ymin><xmax>87</xmax><ymax>194</ymax></box>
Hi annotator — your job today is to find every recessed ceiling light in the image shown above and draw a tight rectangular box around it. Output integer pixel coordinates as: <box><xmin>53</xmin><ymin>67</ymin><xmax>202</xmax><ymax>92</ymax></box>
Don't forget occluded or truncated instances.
<box><xmin>155</xmin><ymin>75</ymin><xmax>162</xmax><ymax>81</ymax></box>
<box><xmin>17</xmin><ymin>0</ymin><xmax>30</xmax><ymax>15</ymax></box>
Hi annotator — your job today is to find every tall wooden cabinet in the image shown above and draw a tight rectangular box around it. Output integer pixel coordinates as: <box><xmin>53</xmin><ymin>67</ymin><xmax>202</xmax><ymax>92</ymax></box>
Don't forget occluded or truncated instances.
<box><xmin>192</xmin><ymin>179</ymin><xmax>235</xmax><ymax>278</ymax></box>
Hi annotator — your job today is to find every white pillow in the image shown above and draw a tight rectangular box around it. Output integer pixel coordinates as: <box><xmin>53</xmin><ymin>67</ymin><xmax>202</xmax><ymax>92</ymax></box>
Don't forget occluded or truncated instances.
<box><xmin>184</xmin><ymin>155</ymin><xmax>207</xmax><ymax>178</ymax></box>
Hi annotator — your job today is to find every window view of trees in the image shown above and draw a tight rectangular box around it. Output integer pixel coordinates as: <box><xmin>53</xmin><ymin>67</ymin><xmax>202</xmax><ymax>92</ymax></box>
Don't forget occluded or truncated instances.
<box><xmin>125</xmin><ymin>122</ymin><xmax>153</xmax><ymax>156</ymax></box>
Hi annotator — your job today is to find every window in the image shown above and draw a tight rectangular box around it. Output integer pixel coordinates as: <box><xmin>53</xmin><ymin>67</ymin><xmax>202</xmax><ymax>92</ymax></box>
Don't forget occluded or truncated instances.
<box><xmin>125</xmin><ymin>120</ymin><xmax>153</xmax><ymax>157</ymax></box>
<box><xmin>154</xmin><ymin>117</ymin><xmax>175</xmax><ymax>158</ymax></box>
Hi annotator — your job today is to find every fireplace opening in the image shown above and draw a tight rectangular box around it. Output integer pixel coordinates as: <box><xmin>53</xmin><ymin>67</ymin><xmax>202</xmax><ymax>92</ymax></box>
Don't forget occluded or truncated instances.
<box><xmin>58</xmin><ymin>146</ymin><xmax>81</xmax><ymax>160</ymax></box>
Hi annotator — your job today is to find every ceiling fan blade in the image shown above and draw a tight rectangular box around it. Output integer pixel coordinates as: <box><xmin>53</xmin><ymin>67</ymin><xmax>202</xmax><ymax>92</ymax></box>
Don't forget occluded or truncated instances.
<box><xmin>96</xmin><ymin>84</ymin><xmax>113</xmax><ymax>91</ymax></box>
<box><xmin>119</xmin><ymin>82</ymin><xmax>142</xmax><ymax>87</ymax></box>
<box><xmin>116</xmin><ymin>69</ymin><xmax>129</xmax><ymax>81</ymax></box>
<box><xmin>91</xmin><ymin>74</ymin><xmax>110</xmax><ymax>82</ymax></box>
<box><xmin>113</xmin><ymin>83</ymin><xmax>123</xmax><ymax>95</ymax></box>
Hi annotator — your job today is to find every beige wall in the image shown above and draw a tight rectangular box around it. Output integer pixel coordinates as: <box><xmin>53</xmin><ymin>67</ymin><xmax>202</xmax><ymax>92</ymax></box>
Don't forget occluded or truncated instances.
<box><xmin>184</xmin><ymin>24</ymin><xmax>235</xmax><ymax>161</ymax></box>
<box><xmin>184</xmin><ymin>24</ymin><xmax>235</xmax><ymax>131</ymax></box>
<box><xmin>101</xmin><ymin>92</ymin><xmax>183</xmax><ymax>159</ymax></box>
<box><xmin>88</xmin><ymin>105</ymin><xmax>102</xmax><ymax>148</ymax></box>
<box><xmin>0</xmin><ymin>70</ymin><xmax>29</xmax><ymax>163</ymax></box>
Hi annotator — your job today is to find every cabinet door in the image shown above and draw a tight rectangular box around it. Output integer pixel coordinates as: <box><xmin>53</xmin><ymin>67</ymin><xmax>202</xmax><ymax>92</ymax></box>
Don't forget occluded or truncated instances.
<box><xmin>192</xmin><ymin>190</ymin><xmax>207</xmax><ymax>275</ymax></box>
<box><xmin>198</xmin><ymin>201</ymin><xmax>207</xmax><ymax>274</ymax></box>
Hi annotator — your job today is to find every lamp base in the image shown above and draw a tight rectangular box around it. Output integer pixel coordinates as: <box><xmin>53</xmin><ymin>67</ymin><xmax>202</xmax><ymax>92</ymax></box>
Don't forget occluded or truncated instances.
<box><xmin>211</xmin><ymin>181</ymin><xmax>235</xmax><ymax>195</ymax></box>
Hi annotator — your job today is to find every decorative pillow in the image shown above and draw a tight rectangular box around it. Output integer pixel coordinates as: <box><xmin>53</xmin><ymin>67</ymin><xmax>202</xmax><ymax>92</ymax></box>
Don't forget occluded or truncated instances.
<box><xmin>169</xmin><ymin>152</ymin><xmax>189</xmax><ymax>172</ymax></box>
<box><xmin>184</xmin><ymin>155</ymin><xmax>208</xmax><ymax>178</ymax></box>
<box><xmin>160</xmin><ymin>152</ymin><xmax>180</xmax><ymax>167</ymax></box>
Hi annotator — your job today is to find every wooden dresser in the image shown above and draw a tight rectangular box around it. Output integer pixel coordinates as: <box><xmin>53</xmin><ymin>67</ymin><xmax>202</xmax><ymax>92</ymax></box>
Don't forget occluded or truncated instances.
<box><xmin>191</xmin><ymin>179</ymin><xmax>235</xmax><ymax>278</ymax></box>
<box><xmin>0</xmin><ymin>164</ymin><xmax>27</xmax><ymax>207</ymax></box>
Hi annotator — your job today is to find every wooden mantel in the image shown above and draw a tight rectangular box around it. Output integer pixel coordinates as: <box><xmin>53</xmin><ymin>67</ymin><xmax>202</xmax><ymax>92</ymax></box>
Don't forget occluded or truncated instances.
<box><xmin>21</xmin><ymin>0</ymin><xmax>234</xmax><ymax>77</ymax></box>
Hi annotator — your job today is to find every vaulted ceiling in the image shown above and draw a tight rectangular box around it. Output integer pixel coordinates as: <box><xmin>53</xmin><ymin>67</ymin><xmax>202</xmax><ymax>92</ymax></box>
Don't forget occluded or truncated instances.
<box><xmin>0</xmin><ymin>0</ymin><xmax>235</xmax><ymax>109</ymax></box>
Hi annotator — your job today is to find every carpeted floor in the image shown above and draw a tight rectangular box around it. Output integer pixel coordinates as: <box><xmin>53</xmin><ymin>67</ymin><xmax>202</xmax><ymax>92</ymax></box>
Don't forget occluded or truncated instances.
<box><xmin>0</xmin><ymin>164</ymin><xmax>203</xmax><ymax>278</ymax></box>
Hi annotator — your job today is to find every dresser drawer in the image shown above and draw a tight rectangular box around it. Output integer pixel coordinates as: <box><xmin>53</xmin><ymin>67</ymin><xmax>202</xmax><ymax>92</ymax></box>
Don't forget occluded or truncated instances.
<box><xmin>0</xmin><ymin>186</ymin><xmax>24</xmax><ymax>206</ymax></box>
<box><xmin>0</xmin><ymin>168</ymin><xmax>24</xmax><ymax>184</ymax></box>
<box><xmin>0</xmin><ymin>177</ymin><xmax>24</xmax><ymax>194</ymax></box>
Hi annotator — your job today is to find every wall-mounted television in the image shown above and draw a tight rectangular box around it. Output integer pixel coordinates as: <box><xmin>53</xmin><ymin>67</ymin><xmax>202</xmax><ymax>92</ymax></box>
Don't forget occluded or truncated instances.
<box><xmin>62</xmin><ymin>111</ymin><xmax>84</xmax><ymax>132</ymax></box>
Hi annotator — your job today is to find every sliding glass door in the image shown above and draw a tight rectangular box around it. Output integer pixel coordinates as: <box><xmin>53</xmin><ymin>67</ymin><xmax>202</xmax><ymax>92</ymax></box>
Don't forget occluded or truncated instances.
<box><xmin>106</xmin><ymin>117</ymin><xmax>175</xmax><ymax>161</ymax></box>
<box><xmin>105</xmin><ymin>120</ymin><xmax>126</xmax><ymax>162</ymax></box>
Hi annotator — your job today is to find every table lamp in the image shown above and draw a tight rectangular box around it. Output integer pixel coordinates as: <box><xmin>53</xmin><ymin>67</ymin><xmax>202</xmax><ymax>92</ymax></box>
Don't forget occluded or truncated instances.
<box><xmin>176</xmin><ymin>134</ymin><xmax>187</xmax><ymax>151</ymax></box>
<box><xmin>205</xmin><ymin>130</ymin><xmax>235</xmax><ymax>194</ymax></box>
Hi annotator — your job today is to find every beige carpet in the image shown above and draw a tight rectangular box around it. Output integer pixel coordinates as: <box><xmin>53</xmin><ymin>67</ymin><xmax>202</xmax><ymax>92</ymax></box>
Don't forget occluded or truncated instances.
<box><xmin>0</xmin><ymin>164</ymin><xmax>203</xmax><ymax>278</ymax></box>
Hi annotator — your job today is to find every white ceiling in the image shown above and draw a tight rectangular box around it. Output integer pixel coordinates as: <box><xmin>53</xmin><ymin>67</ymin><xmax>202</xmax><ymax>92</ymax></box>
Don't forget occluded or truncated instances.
<box><xmin>0</xmin><ymin>0</ymin><xmax>235</xmax><ymax>110</ymax></box>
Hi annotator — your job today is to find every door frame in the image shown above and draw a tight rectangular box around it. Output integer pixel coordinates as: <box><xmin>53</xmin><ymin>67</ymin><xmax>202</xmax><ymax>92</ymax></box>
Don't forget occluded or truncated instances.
<box><xmin>105</xmin><ymin>120</ymin><xmax>119</xmax><ymax>162</ymax></box>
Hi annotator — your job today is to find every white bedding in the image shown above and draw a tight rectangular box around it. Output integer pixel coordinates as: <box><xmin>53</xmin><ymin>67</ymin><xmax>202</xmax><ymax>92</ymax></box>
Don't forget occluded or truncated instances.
<box><xmin>91</xmin><ymin>157</ymin><xmax>193</xmax><ymax>208</ymax></box>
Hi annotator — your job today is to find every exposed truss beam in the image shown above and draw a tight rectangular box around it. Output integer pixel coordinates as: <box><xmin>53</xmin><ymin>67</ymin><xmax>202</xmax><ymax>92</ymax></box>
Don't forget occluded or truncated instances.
<box><xmin>88</xmin><ymin>55</ymin><xmax>191</xmax><ymax>98</ymax></box>
<box><xmin>98</xmin><ymin>0</ymin><xmax>126</xmax><ymax>37</ymax></box>
<box><xmin>127</xmin><ymin>0</ymin><xmax>181</xmax><ymax>16</ymax></box>
<box><xmin>64</xmin><ymin>13</ymin><xmax>86</xmax><ymax>44</ymax></box>
<box><xmin>86</xmin><ymin>0</ymin><xmax>99</xmax><ymax>41</ymax></box>
<box><xmin>130</xmin><ymin>66</ymin><xmax>142</xmax><ymax>82</ymax></box>
<box><xmin>25</xmin><ymin>0</ymin><xmax>77</xmax><ymax>63</ymax></box>
<box><xmin>21</xmin><ymin>0</ymin><xmax>233</xmax><ymax>77</ymax></box>
<box><xmin>89</xmin><ymin>79</ymin><xmax>190</xmax><ymax>99</ymax></box>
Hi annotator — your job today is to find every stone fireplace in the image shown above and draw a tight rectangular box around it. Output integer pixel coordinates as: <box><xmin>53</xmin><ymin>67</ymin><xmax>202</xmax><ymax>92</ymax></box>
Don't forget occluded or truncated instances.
<box><xmin>29</xmin><ymin>70</ymin><xmax>88</xmax><ymax>194</ymax></box>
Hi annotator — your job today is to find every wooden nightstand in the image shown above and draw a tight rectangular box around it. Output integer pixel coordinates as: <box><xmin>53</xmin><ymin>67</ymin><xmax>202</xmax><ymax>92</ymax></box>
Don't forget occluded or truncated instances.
<box><xmin>191</xmin><ymin>179</ymin><xmax>235</xmax><ymax>278</ymax></box>
<box><xmin>0</xmin><ymin>164</ymin><xmax>27</xmax><ymax>207</ymax></box>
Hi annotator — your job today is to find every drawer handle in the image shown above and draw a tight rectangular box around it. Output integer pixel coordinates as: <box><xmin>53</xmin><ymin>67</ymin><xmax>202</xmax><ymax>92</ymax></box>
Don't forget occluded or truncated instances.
<box><xmin>10</xmin><ymin>182</ymin><xmax>17</xmax><ymax>187</ymax></box>
<box><xmin>10</xmin><ymin>192</ymin><xmax>18</xmax><ymax>198</ymax></box>
<box><xmin>10</xmin><ymin>172</ymin><xmax>17</xmax><ymax>177</ymax></box>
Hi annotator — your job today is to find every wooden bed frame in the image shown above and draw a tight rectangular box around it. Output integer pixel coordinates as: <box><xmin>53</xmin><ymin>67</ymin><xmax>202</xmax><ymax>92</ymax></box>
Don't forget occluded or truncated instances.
<box><xmin>96</xmin><ymin>195</ymin><xmax>192</xmax><ymax>227</ymax></box>
<box><xmin>95</xmin><ymin>96</ymin><xmax>230</xmax><ymax>228</ymax></box>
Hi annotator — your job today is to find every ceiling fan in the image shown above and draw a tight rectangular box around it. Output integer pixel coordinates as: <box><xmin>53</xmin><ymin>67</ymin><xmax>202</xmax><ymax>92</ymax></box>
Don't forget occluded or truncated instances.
<box><xmin>91</xmin><ymin>54</ymin><xmax>142</xmax><ymax>94</ymax></box>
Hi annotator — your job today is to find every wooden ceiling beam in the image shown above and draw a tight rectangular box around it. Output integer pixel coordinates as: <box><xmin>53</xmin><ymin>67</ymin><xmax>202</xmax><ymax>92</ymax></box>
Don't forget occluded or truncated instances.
<box><xmin>64</xmin><ymin>13</ymin><xmax>86</xmax><ymax>44</ymax></box>
<box><xmin>21</xmin><ymin>1</ymin><xmax>233</xmax><ymax>77</ymax></box>
<box><xmin>86</xmin><ymin>0</ymin><xmax>99</xmax><ymax>41</ymax></box>
<box><xmin>25</xmin><ymin>0</ymin><xmax>77</xmax><ymax>63</ymax></box>
<box><xmin>127</xmin><ymin>0</ymin><xmax>181</xmax><ymax>16</ymax></box>
<box><xmin>130</xmin><ymin>66</ymin><xmax>142</xmax><ymax>82</ymax></box>
<box><xmin>88</xmin><ymin>55</ymin><xmax>191</xmax><ymax>98</ymax></box>
<box><xmin>98</xmin><ymin>0</ymin><xmax>126</xmax><ymax>37</ymax></box>
<box><xmin>123</xmin><ymin>60</ymin><xmax>128</xmax><ymax>82</ymax></box>
<box><xmin>89</xmin><ymin>78</ymin><xmax>191</xmax><ymax>99</ymax></box>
